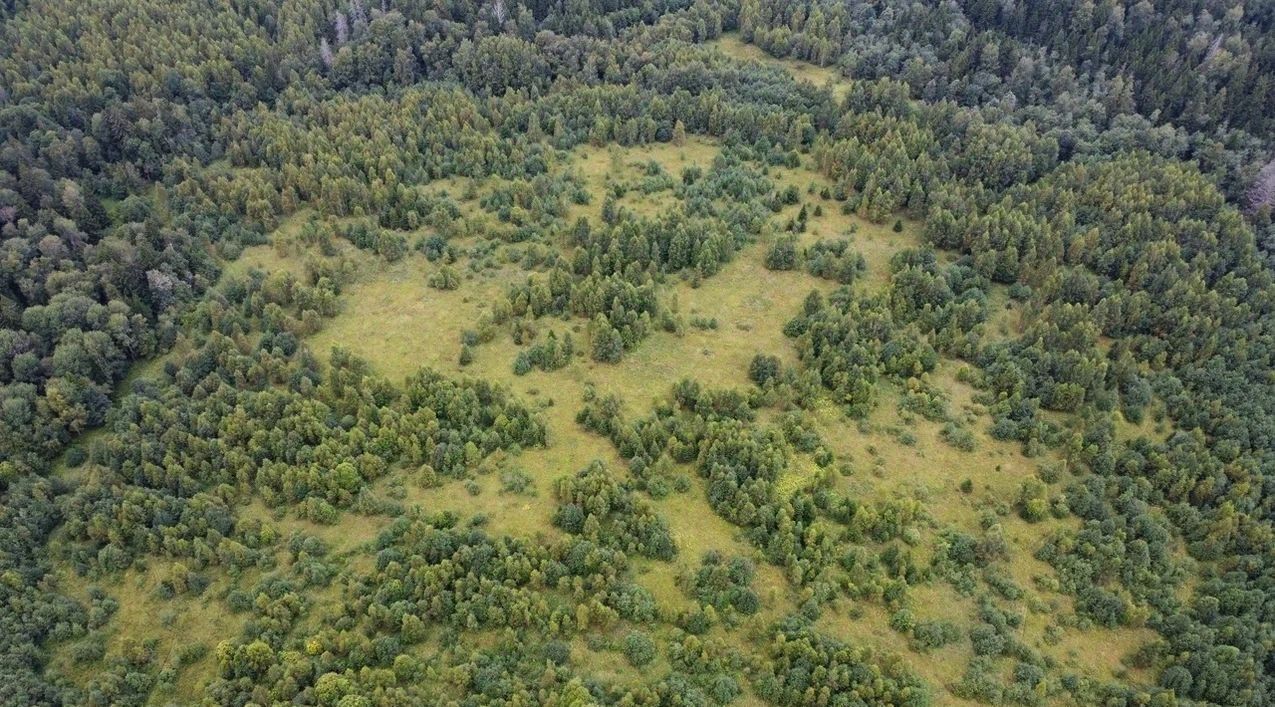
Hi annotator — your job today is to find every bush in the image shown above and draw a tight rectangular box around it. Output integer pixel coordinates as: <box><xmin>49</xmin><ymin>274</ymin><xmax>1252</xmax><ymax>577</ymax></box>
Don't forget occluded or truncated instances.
<box><xmin>623</xmin><ymin>630</ymin><xmax>656</xmax><ymax>667</ymax></box>
<box><xmin>709</xmin><ymin>675</ymin><xmax>741</xmax><ymax>703</ymax></box>
<box><xmin>765</xmin><ymin>236</ymin><xmax>799</xmax><ymax>270</ymax></box>
<box><xmin>512</xmin><ymin>352</ymin><xmax>532</xmax><ymax>375</ymax></box>
<box><xmin>64</xmin><ymin>446</ymin><xmax>88</xmax><ymax>467</ymax></box>
<box><xmin>1016</xmin><ymin>478</ymin><xmax>1049</xmax><ymax>522</ymax></box>
<box><xmin>941</xmin><ymin>422</ymin><xmax>977</xmax><ymax>451</ymax></box>
<box><xmin>970</xmin><ymin>623</ymin><xmax>1005</xmax><ymax>656</ymax></box>
<box><xmin>749</xmin><ymin>354</ymin><xmax>781</xmax><ymax>386</ymax></box>
<box><xmin>499</xmin><ymin>468</ymin><xmax>534</xmax><ymax>495</ymax></box>
<box><xmin>912</xmin><ymin>620</ymin><xmax>961</xmax><ymax>651</ymax></box>
<box><xmin>428</xmin><ymin>266</ymin><xmax>461</xmax><ymax>290</ymax></box>
<box><xmin>590</xmin><ymin>318</ymin><xmax>624</xmax><ymax>363</ymax></box>
<box><xmin>888</xmin><ymin>609</ymin><xmax>915</xmax><ymax>633</ymax></box>
<box><xmin>71</xmin><ymin>635</ymin><xmax>107</xmax><ymax>664</ymax></box>
<box><xmin>1076</xmin><ymin>586</ymin><xmax>1127</xmax><ymax>627</ymax></box>
<box><xmin>544</xmin><ymin>640</ymin><xmax>571</xmax><ymax>665</ymax></box>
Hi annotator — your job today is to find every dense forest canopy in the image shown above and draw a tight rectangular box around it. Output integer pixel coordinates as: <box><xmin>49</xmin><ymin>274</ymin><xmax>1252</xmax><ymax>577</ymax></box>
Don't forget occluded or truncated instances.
<box><xmin>1</xmin><ymin>1</ymin><xmax>1274</xmax><ymax>706</ymax></box>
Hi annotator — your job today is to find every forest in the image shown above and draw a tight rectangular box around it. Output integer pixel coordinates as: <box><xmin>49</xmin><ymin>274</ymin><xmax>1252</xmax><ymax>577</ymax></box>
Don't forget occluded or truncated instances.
<box><xmin>1</xmin><ymin>1</ymin><xmax>1273</xmax><ymax>706</ymax></box>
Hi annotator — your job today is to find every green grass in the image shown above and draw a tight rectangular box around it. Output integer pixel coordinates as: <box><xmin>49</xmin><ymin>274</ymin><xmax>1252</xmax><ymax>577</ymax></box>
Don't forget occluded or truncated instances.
<box><xmin>309</xmin><ymin>254</ymin><xmax>516</xmax><ymax>382</ymax></box>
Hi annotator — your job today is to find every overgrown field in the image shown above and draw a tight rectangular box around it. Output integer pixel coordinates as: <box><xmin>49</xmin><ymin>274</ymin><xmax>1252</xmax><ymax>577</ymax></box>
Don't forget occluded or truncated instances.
<box><xmin>4</xmin><ymin>3</ymin><xmax>1273</xmax><ymax>707</ymax></box>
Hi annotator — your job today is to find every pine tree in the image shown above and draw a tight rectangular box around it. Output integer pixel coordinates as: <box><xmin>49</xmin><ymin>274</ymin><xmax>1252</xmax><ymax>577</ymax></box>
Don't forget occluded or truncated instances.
<box><xmin>590</xmin><ymin>315</ymin><xmax>624</xmax><ymax>363</ymax></box>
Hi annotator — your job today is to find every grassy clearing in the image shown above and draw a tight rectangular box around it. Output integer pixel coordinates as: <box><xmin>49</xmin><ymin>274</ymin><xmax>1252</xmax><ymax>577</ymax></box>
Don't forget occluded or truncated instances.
<box><xmin>813</xmin><ymin>389</ymin><xmax>1029</xmax><ymax>529</ymax></box>
<box><xmin>568</xmin><ymin>138</ymin><xmax>721</xmax><ymax>223</ymax></box>
<box><xmin>1033</xmin><ymin>613</ymin><xmax>1157</xmax><ymax>684</ymax></box>
<box><xmin>240</xmin><ymin>498</ymin><xmax>384</xmax><ymax>554</ymax></box>
<box><xmin>309</xmin><ymin>254</ymin><xmax>515</xmax><ymax>382</ymax></box>
<box><xmin>713</xmin><ymin>33</ymin><xmax>851</xmax><ymax>101</ymax></box>
<box><xmin>47</xmin><ymin>561</ymin><xmax>251</xmax><ymax>702</ymax></box>
<box><xmin>286</xmin><ymin>137</ymin><xmax>1104</xmax><ymax>697</ymax></box>
<box><xmin>765</xmin><ymin>163</ymin><xmax>922</xmax><ymax>292</ymax></box>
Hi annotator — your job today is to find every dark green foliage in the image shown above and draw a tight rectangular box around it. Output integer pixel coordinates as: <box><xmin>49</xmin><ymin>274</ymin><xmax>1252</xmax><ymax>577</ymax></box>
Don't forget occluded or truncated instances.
<box><xmin>940</xmin><ymin>422</ymin><xmax>977</xmax><ymax>452</ymax></box>
<box><xmin>1015</xmin><ymin>478</ymin><xmax>1050</xmax><ymax>523</ymax></box>
<box><xmin>622</xmin><ymin>630</ymin><xmax>657</xmax><ymax>667</ymax></box>
<box><xmin>764</xmin><ymin>236</ymin><xmax>799</xmax><ymax>271</ymax></box>
<box><xmin>688</xmin><ymin>551</ymin><xmax>760</xmax><ymax>616</ymax></box>
<box><xmin>336</xmin><ymin>221</ymin><xmax>408</xmax><ymax>260</ymax></box>
<box><xmin>46</xmin><ymin>272</ymin><xmax>546</xmax><ymax>583</ymax></box>
<box><xmin>0</xmin><ymin>478</ymin><xmax>87</xmax><ymax>704</ymax></box>
<box><xmin>785</xmin><ymin>287</ymin><xmax>940</xmax><ymax>416</ymax></box>
<box><xmin>589</xmin><ymin>316</ymin><xmax>625</xmax><ymax>363</ymax></box>
<box><xmin>748</xmin><ymin>354</ymin><xmax>781</xmax><ymax>386</ymax></box>
<box><xmin>578</xmin><ymin>378</ymin><xmax>921</xmax><ymax>599</ymax></box>
<box><xmin>517</xmin><ymin>332</ymin><xmax>574</xmax><ymax>374</ymax></box>
<box><xmin>910</xmin><ymin>620</ymin><xmax>961</xmax><ymax>652</ymax></box>
<box><xmin>428</xmin><ymin>265</ymin><xmax>461</xmax><ymax>290</ymax></box>
<box><xmin>804</xmin><ymin>238</ymin><xmax>865</xmax><ymax>284</ymax></box>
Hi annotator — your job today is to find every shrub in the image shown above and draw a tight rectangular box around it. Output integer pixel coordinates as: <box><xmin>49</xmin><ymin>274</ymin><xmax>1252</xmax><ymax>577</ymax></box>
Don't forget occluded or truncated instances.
<box><xmin>941</xmin><ymin>422</ymin><xmax>977</xmax><ymax>451</ymax></box>
<box><xmin>623</xmin><ymin>631</ymin><xmax>656</xmax><ymax>667</ymax></box>
<box><xmin>749</xmin><ymin>354</ymin><xmax>781</xmax><ymax>386</ymax></box>
<box><xmin>544</xmin><ymin>640</ymin><xmax>571</xmax><ymax>665</ymax></box>
<box><xmin>765</xmin><ymin>236</ymin><xmax>799</xmax><ymax>270</ymax></box>
<box><xmin>912</xmin><ymin>620</ymin><xmax>961</xmax><ymax>651</ymax></box>
<box><xmin>428</xmin><ymin>266</ymin><xmax>461</xmax><ymax>290</ymax></box>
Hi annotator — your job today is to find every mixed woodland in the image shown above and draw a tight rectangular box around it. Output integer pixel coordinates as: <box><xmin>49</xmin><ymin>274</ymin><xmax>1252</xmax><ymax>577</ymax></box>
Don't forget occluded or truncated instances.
<box><xmin>2</xmin><ymin>1</ymin><xmax>1275</xmax><ymax>705</ymax></box>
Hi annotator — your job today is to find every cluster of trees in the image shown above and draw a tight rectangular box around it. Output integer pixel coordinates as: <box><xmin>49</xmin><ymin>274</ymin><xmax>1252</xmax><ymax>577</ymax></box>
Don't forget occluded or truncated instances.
<box><xmin>754</xmin><ymin>620</ymin><xmax>930</xmax><ymax>706</ymax></box>
<box><xmin>480</xmin><ymin>170</ymin><xmax>586</xmax><ymax>230</ymax></box>
<box><xmin>686</xmin><ymin>551</ymin><xmax>760</xmax><ymax>616</ymax></box>
<box><xmin>765</xmin><ymin>234</ymin><xmax>867</xmax><ymax>286</ymax></box>
<box><xmin>192</xmin><ymin>498</ymin><xmax>799</xmax><ymax>706</ymax></box>
<box><xmin>333</xmin><ymin>220</ymin><xmax>408</xmax><ymax>261</ymax></box>
<box><xmin>513</xmin><ymin>331</ymin><xmax>575</xmax><ymax>375</ymax></box>
<box><xmin>504</xmin><ymin>268</ymin><xmax>665</xmax><ymax>363</ymax></box>
<box><xmin>493</xmin><ymin>154</ymin><xmax>782</xmax><ymax>364</ymax></box>
<box><xmin>921</xmin><ymin>135</ymin><xmax>1275</xmax><ymax>707</ymax></box>
<box><xmin>739</xmin><ymin>0</ymin><xmax>844</xmax><ymax>67</ymax></box>
<box><xmin>577</xmin><ymin>378</ymin><xmax>933</xmax><ymax>611</ymax></box>
<box><xmin>576</xmin><ymin>209</ymin><xmax>742</xmax><ymax>282</ymax></box>
<box><xmin>734</xmin><ymin>11</ymin><xmax>1275</xmax><ymax>698</ymax></box>
<box><xmin>803</xmin><ymin>237</ymin><xmax>867</xmax><ymax>284</ymax></box>
<box><xmin>0</xmin><ymin>0</ymin><xmax>309</xmax><ymax>485</ymax></box>
<box><xmin>784</xmin><ymin>288</ymin><xmax>937</xmax><ymax>417</ymax></box>
<box><xmin>553</xmin><ymin>461</ymin><xmax>678</xmax><ymax>561</ymax></box>
<box><xmin>52</xmin><ymin>267</ymin><xmax>546</xmax><ymax>581</ymax></box>
<box><xmin>201</xmin><ymin>511</ymin><xmax>655</xmax><ymax>705</ymax></box>
<box><xmin>782</xmin><ymin>245</ymin><xmax>993</xmax><ymax>416</ymax></box>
